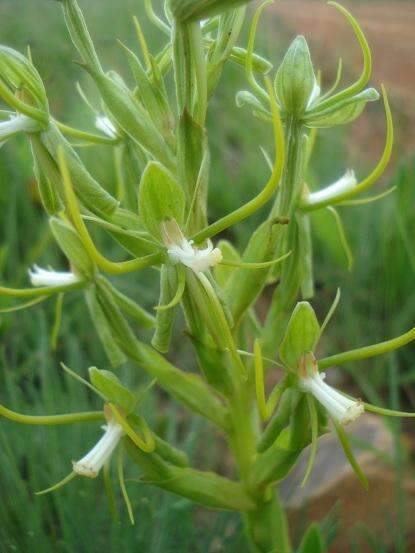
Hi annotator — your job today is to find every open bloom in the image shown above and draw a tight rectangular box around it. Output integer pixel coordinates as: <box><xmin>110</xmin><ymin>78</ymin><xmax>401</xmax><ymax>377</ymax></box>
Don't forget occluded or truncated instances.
<box><xmin>299</xmin><ymin>366</ymin><xmax>364</xmax><ymax>424</ymax></box>
<box><xmin>162</xmin><ymin>220</ymin><xmax>222</xmax><ymax>274</ymax></box>
<box><xmin>306</xmin><ymin>170</ymin><xmax>357</xmax><ymax>206</ymax></box>
<box><xmin>95</xmin><ymin>115</ymin><xmax>117</xmax><ymax>139</ymax></box>
<box><xmin>0</xmin><ymin>114</ymin><xmax>40</xmax><ymax>146</ymax></box>
<box><xmin>29</xmin><ymin>265</ymin><xmax>81</xmax><ymax>287</ymax></box>
<box><xmin>72</xmin><ymin>419</ymin><xmax>124</xmax><ymax>478</ymax></box>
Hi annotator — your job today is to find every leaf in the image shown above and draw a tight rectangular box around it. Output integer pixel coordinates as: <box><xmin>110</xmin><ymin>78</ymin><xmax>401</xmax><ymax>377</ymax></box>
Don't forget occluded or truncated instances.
<box><xmin>298</xmin><ymin>522</ymin><xmax>327</xmax><ymax>553</ymax></box>
<box><xmin>332</xmin><ymin>418</ymin><xmax>369</xmax><ymax>490</ymax></box>
<box><xmin>138</xmin><ymin>161</ymin><xmax>185</xmax><ymax>241</ymax></box>
<box><xmin>279</xmin><ymin>302</ymin><xmax>320</xmax><ymax>370</ymax></box>
<box><xmin>89</xmin><ymin>367</ymin><xmax>137</xmax><ymax>414</ymax></box>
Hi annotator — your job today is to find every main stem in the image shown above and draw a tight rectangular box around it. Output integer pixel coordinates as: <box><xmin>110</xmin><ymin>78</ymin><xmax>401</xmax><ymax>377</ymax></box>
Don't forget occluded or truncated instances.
<box><xmin>227</xmin><ymin>383</ymin><xmax>291</xmax><ymax>552</ymax></box>
<box><xmin>262</xmin><ymin>116</ymin><xmax>305</xmax><ymax>358</ymax></box>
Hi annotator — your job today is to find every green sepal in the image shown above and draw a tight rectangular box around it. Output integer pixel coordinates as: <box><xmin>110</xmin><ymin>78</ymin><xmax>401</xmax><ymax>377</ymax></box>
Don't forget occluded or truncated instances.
<box><xmin>279</xmin><ymin>301</ymin><xmax>320</xmax><ymax>370</ymax></box>
<box><xmin>89</xmin><ymin>367</ymin><xmax>137</xmax><ymax>414</ymax></box>
<box><xmin>49</xmin><ymin>217</ymin><xmax>94</xmax><ymax>279</ymax></box>
<box><xmin>152</xmin><ymin>265</ymin><xmax>178</xmax><ymax>353</ymax></box>
<box><xmin>305</xmin><ymin>88</ymin><xmax>379</xmax><ymax>128</ymax></box>
<box><xmin>138</xmin><ymin>161</ymin><xmax>185</xmax><ymax>241</ymax></box>
<box><xmin>298</xmin><ymin>523</ymin><xmax>327</xmax><ymax>553</ymax></box>
<box><xmin>275</xmin><ymin>36</ymin><xmax>316</xmax><ymax>115</ymax></box>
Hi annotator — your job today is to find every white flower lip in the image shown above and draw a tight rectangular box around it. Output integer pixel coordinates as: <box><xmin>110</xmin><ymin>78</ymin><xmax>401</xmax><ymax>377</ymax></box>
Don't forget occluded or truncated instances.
<box><xmin>95</xmin><ymin>115</ymin><xmax>117</xmax><ymax>139</ymax></box>
<box><xmin>307</xmin><ymin>170</ymin><xmax>357</xmax><ymax>205</ymax></box>
<box><xmin>28</xmin><ymin>265</ymin><xmax>81</xmax><ymax>287</ymax></box>
<box><xmin>162</xmin><ymin>220</ymin><xmax>222</xmax><ymax>274</ymax></box>
<box><xmin>0</xmin><ymin>114</ymin><xmax>40</xmax><ymax>146</ymax></box>
<box><xmin>72</xmin><ymin>420</ymin><xmax>124</xmax><ymax>478</ymax></box>
<box><xmin>300</xmin><ymin>369</ymin><xmax>364</xmax><ymax>425</ymax></box>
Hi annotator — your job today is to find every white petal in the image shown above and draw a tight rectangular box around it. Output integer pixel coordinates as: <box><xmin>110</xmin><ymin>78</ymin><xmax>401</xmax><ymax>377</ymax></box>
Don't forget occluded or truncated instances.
<box><xmin>72</xmin><ymin>421</ymin><xmax>124</xmax><ymax>478</ymax></box>
<box><xmin>300</xmin><ymin>370</ymin><xmax>364</xmax><ymax>424</ymax></box>
<box><xmin>307</xmin><ymin>170</ymin><xmax>357</xmax><ymax>205</ymax></box>
<box><xmin>28</xmin><ymin>266</ymin><xmax>80</xmax><ymax>287</ymax></box>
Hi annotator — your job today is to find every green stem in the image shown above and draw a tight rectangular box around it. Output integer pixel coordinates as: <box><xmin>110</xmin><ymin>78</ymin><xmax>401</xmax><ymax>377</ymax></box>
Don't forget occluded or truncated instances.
<box><xmin>227</xmin><ymin>385</ymin><xmax>291</xmax><ymax>552</ymax></box>
<box><xmin>261</xmin><ymin>116</ymin><xmax>305</xmax><ymax>357</ymax></box>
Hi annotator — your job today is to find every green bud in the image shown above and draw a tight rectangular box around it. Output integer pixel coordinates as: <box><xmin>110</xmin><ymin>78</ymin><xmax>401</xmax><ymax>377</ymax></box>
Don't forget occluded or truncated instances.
<box><xmin>86</xmin><ymin>69</ymin><xmax>175</xmax><ymax>172</ymax></box>
<box><xmin>0</xmin><ymin>46</ymin><xmax>49</xmax><ymax>124</ymax></box>
<box><xmin>56</xmin><ymin>0</ymin><xmax>103</xmax><ymax>73</ymax></box>
<box><xmin>275</xmin><ymin>36</ymin><xmax>316</xmax><ymax>115</ymax></box>
<box><xmin>138</xmin><ymin>161</ymin><xmax>185</xmax><ymax>242</ymax></box>
<box><xmin>49</xmin><ymin>217</ymin><xmax>94</xmax><ymax>279</ymax></box>
<box><xmin>279</xmin><ymin>301</ymin><xmax>320</xmax><ymax>371</ymax></box>
<box><xmin>41</xmin><ymin>123</ymin><xmax>119</xmax><ymax>216</ymax></box>
<box><xmin>32</xmin><ymin>153</ymin><xmax>62</xmax><ymax>215</ymax></box>
<box><xmin>170</xmin><ymin>0</ymin><xmax>254</xmax><ymax>22</ymax></box>
<box><xmin>88</xmin><ymin>367</ymin><xmax>137</xmax><ymax>414</ymax></box>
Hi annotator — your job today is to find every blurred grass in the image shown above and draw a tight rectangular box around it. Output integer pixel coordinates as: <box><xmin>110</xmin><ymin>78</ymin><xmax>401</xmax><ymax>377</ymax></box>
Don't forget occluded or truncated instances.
<box><xmin>0</xmin><ymin>0</ymin><xmax>414</xmax><ymax>551</ymax></box>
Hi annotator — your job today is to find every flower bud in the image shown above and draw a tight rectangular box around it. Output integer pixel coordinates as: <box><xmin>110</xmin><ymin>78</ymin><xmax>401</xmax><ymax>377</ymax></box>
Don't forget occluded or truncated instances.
<box><xmin>275</xmin><ymin>36</ymin><xmax>316</xmax><ymax>116</ymax></box>
<box><xmin>0</xmin><ymin>46</ymin><xmax>49</xmax><ymax>124</ymax></box>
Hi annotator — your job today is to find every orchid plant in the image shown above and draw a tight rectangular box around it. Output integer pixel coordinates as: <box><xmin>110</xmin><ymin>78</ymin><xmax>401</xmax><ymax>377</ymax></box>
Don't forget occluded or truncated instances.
<box><xmin>0</xmin><ymin>0</ymin><xmax>414</xmax><ymax>551</ymax></box>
